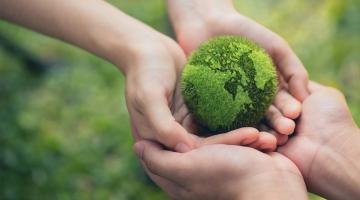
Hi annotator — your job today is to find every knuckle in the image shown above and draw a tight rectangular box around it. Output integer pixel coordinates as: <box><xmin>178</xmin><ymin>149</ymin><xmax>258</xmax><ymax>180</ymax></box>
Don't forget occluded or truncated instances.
<box><xmin>143</xmin><ymin>152</ymin><xmax>160</xmax><ymax>175</ymax></box>
<box><xmin>133</xmin><ymin>84</ymin><xmax>157</xmax><ymax>108</ymax></box>
<box><xmin>292</xmin><ymin>70</ymin><xmax>308</xmax><ymax>86</ymax></box>
<box><xmin>145</xmin><ymin>161</ymin><xmax>158</xmax><ymax>175</ymax></box>
<box><xmin>283</xmin><ymin>63</ymin><xmax>307</xmax><ymax>83</ymax></box>
<box><xmin>155</xmin><ymin>123</ymin><xmax>176</xmax><ymax>139</ymax></box>
<box><xmin>297</xmin><ymin>68</ymin><xmax>309</xmax><ymax>81</ymax></box>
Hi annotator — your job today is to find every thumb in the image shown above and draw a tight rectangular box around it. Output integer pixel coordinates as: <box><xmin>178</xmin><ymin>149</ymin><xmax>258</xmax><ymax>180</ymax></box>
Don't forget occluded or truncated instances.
<box><xmin>134</xmin><ymin>140</ymin><xmax>189</xmax><ymax>181</ymax></box>
<box><xmin>197</xmin><ymin>127</ymin><xmax>260</xmax><ymax>147</ymax></box>
<box><xmin>267</xmin><ymin>37</ymin><xmax>309</xmax><ymax>101</ymax></box>
<box><xmin>144</xmin><ymin>96</ymin><xmax>195</xmax><ymax>153</ymax></box>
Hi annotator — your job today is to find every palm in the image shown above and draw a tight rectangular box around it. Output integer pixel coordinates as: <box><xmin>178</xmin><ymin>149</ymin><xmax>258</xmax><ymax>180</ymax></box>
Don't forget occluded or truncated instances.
<box><xmin>127</xmin><ymin>34</ymin><xmax>281</xmax><ymax>152</ymax></box>
<box><xmin>190</xmin><ymin>145</ymin><xmax>301</xmax><ymax>177</ymax></box>
<box><xmin>171</xmin><ymin>82</ymin><xmax>198</xmax><ymax>133</ymax></box>
<box><xmin>125</xmin><ymin>39</ymin><xmax>206</xmax><ymax>137</ymax></box>
<box><xmin>125</xmin><ymin>36</ymin><xmax>191</xmax><ymax>145</ymax></box>
<box><xmin>177</xmin><ymin>16</ymin><xmax>300</xmax><ymax>138</ymax></box>
<box><xmin>178</xmin><ymin>15</ymin><xmax>289</xmax><ymax>86</ymax></box>
<box><xmin>279</xmin><ymin>84</ymin><xmax>355</xmax><ymax>178</ymax></box>
<box><xmin>136</xmin><ymin>141</ymin><xmax>306</xmax><ymax>200</ymax></box>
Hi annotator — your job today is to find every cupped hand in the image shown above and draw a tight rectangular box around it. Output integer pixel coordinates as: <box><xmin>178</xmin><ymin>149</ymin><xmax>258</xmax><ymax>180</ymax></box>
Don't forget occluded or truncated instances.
<box><xmin>133</xmin><ymin>140</ymin><xmax>308</xmax><ymax>200</ymax></box>
<box><xmin>125</xmin><ymin>33</ymin><xmax>277</xmax><ymax>152</ymax></box>
<box><xmin>167</xmin><ymin>0</ymin><xmax>306</xmax><ymax>143</ymax></box>
<box><xmin>278</xmin><ymin>81</ymin><xmax>360</xmax><ymax>193</ymax></box>
<box><xmin>168</xmin><ymin>0</ymin><xmax>308</xmax><ymax>99</ymax></box>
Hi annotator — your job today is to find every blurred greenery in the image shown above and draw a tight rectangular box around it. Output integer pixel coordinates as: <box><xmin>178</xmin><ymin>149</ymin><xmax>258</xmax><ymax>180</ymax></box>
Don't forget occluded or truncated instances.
<box><xmin>0</xmin><ymin>0</ymin><xmax>359</xmax><ymax>199</ymax></box>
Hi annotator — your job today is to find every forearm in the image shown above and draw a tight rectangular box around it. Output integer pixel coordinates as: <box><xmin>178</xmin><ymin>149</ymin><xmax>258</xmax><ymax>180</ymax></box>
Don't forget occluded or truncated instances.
<box><xmin>237</xmin><ymin>171</ymin><xmax>308</xmax><ymax>200</ymax></box>
<box><xmin>310</xmin><ymin>128</ymin><xmax>360</xmax><ymax>200</ymax></box>
<box><xmin>0</xmin><ymin>0</ymin><xmax>160</xmax><ymax>73</ymax></box>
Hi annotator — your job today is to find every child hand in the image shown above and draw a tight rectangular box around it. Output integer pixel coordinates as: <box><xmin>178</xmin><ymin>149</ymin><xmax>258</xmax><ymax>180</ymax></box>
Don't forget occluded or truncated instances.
<box><xmin>126</xmin><ymin>34</ymin><xmax>278</xmax><ymax>152</ymax></box>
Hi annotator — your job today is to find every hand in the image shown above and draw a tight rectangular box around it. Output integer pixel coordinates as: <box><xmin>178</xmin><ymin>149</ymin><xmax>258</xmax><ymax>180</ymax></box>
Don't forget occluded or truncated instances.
<box><xmin>278</xmin><ymin>81</ymin><xmax>360</xmax><ymax>199</ymax></box>
<box><xmin>133</xmin><ymin>140</ymin><xmax>308</xmax><ymax>200</ymax></box>
<box><xmin>126</xmin><ymin>32</ymin><xmax>281</xmax><ymax>152</ymax></box>
<box><xmin>168</xmin><ymin>0</ymin><xmax>308</xmax><ymax>99</ymax></box>
<box><xmin>124</xmin><ymin>33</ymin><xmax>194</xmax><ymax>152</ymax></box>
<box><xmin>167</xmin><ymin>0</ymin><xmax>306</xmax><ymax>142</ymax></box>
<box><xmin>0</xmin><ymin>0</ymin><xmax>281</xmax><ymax>152</ymax></box>
<box><xmin>0</xmin><ymin>0</ymin><xmax>286</xmax><ymax>151</ymax></box>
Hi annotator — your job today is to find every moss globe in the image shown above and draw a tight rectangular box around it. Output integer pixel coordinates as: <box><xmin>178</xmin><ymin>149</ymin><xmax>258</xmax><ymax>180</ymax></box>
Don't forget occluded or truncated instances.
<box><xmin>181</xmin><ymin>36</ymin><xmax>278</xmax><ymax>133</ymax></box>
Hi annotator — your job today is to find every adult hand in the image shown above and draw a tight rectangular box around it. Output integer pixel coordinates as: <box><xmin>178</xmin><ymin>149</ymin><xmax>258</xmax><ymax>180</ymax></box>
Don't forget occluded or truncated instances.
<box><xmin>126</xmin><ymin>33</ymin><xmax>278</xmax><ymax>152</ymax></box>
<box><xmin>167</xmin><ymin>0</ymin><xmax>306</xmax><ymax>143</ymax></box>
<box><xmin>278</xmin><ymin>81</ymin><xmax>360</xmax><ymax>199</ymax></box>
<box><xmin>133</xmin><ymin>140</ymin><xmax>308</xmax><ymax>200</ymax></box>
<box><xmin>0</xmin><ymin>0</ymin><xmax>278</xmax><ymax>152</ymax></box>
<box><xmin>168</xmin><ymin>0</ymin><xmax>308</xmax><ymax>100</ymax></box>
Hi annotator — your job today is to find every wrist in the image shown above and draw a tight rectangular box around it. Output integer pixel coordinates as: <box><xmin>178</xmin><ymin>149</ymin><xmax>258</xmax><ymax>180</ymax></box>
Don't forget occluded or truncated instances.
<box><xmin>237</xmin><ymin>171</ymin><xmax>308</xmax><ymax>200</ymax></box>
<box><xmin>308</xmin><ymin>127</ymin><xmax>360</xmax><ymax>199</ymax></box>
<box><xmin>88</xmin><ymin>17</ymin><xmax>163</xmax><ymax>75</ymax></box>
<box><xmin>68</xmin><ymin>0</ymin><xmax>168</xmax><ymax>75</ymax></box>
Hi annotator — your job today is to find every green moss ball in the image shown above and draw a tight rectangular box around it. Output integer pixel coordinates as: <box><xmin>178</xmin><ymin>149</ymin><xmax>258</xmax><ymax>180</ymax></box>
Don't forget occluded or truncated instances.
<box><xmin>181</xmin><ymin>36</ymin><xmax>278</xmax><ymax>133</ymax></box>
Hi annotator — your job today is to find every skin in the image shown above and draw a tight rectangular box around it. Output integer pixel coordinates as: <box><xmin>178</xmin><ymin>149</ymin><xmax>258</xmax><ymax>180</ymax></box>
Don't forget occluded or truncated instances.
<box><xmin>278</xmin><ymin>81</ymin><xmax>360</xmax><ymax>200</ymax></box>
<box><xmin>0</xmin><ymin>0</ymin><xmax>297</xmax><ymax>152</ymax></box>
<box><xmin>167</xmin><ymin>0</ymin><xmax>306</xmax><ymax>142</ymax></box>
<box><xmin>135</xmin><ymin>81</ymin><xmax>360</xmax><ymax>200</ymax></box>
<box><xmin>134</xmin><ymin>140</ymin><xmax>308</xmax><ymax>200</ymax></box>
<box><xmin>4</xmin><ymin>1</ymin><xmax>359</xmax><ymax>199</ymax></box>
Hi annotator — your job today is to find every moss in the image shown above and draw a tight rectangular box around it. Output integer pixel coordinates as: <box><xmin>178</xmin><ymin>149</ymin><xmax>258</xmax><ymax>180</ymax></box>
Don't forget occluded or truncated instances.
<box><xmin>181</xmin><ymin>36</ymin><xmax>278</xmax><ymax>133</ymax></box>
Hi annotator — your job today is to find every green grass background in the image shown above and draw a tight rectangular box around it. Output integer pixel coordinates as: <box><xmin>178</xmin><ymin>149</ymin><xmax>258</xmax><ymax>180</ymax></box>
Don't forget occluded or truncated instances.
<box><xmin>0</xmin><ymin>0</ymin><xmax>359</xmax><ymax>199</ymax></box>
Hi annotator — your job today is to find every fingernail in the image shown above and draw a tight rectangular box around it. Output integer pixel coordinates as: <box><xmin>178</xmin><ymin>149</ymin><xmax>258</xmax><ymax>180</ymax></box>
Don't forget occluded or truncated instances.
<box><xmin>134</xmin><ymin>142</ymin><xmax>145</xmax><ymax>160</ymax></box>
<box><xmin>175</xmin><ymin>143</ymin><xmax>191</xmax><ymax>153</ymax></box>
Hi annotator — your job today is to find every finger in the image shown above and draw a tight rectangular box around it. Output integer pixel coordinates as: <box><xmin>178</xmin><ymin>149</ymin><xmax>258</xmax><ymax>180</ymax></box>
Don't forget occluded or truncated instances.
<box><xmin>229</xmin><ymin>16</ymin><xmax>309</xmax><ymax>101</ymax></box>
<box><xmin>265</xmin><ymin>105</ymin><xmax>295</xmax><ymax>135</ymax></box>
<box><xmin>196</xmin><ymin>127</ymin><xmax>260</xmax><ymax>147</ymax></box>
<box><xmin>277</xmin><ymin>72</ymin><xmax>289</xmax><ymax>89</ymax></box>
<box><xmin>273</xmin><ymin>90</ymin><xmax>302</xmax><ymax>119</ymax></box>
<box><xmin>258</xmin><ymin>123</ymin><xmax>288</xmax><ymax>146</ymax></box>
<box><xmin>249</xmin><ymin>131</ymin><xmax>277</xmax><ymax>152</ymax></box>
<box><xmin>144</xmin><ymin>96</ymin><xmax>195</xmax><ymax>152</ymax></box>
<box><xmin>273</xmin><ymin>132</ymin><xmax>288</xmax><ymax>146</ymax></box>
<box><xmin>131</xmin><ymin>121</ymin><xmax>142</xmax><ymax>142</ymax></box>
<box><xmin>271</xmin><ymin>41</ymin><xmax>310</xmax><ymax>101</ymax></box>
<box><xmin>134</xmin><ymin>140</ymin><xmax>190</xmax><ymax>182</ymax></box>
